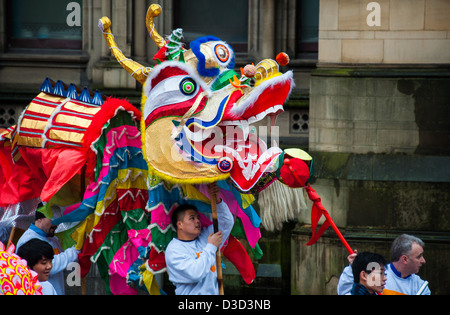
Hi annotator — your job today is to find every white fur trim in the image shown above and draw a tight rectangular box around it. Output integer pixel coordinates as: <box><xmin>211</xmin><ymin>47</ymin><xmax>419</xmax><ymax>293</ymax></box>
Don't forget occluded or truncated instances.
<box><xmin>230</xmin><ymin>71</ymin><xmax>295</xmax><ymax>117</ymax></box>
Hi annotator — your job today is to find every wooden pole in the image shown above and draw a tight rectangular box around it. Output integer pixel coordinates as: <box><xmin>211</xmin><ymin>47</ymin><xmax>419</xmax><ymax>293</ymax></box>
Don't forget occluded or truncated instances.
<box><xmin>322</xmin><ymin>211</ymin><xmax>354</xmax><ymax>255</ymax></box>
<box><xmin>81</xmin><ymin>277</ymin><xmax>86</xmax><ymax>295</ymax></box>
<box><xmin>210</xmin><ymin>189</ymin><xmax>224</xmax><ymax>295</ymax></box>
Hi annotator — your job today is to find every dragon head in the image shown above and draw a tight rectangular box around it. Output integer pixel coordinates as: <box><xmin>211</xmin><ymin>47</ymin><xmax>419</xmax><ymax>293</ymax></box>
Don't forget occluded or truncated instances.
<box><xmin>99</xmin><ymin>4</ymin><xmax>295</xmax><ymax>193</ymax></box>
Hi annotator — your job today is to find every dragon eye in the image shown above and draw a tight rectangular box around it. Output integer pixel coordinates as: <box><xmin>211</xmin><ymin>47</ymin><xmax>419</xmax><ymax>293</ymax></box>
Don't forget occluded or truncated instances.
<box><xmin>180</xmin><ymin>78</ymin><xmax>197</xmax><ymax>95</ymax></box>
<box><xmin>214</xmin><ymin>44</ymin><xmax>230</xmax><ymax>63</ymax></box>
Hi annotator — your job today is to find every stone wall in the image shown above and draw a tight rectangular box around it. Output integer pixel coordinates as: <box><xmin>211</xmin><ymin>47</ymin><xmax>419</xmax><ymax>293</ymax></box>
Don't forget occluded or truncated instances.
<box><xmin>309</xmin><ymin>69</ymin><xmax>450</xmax><ymax>155</ymax></box>
<box><xmin>319</xmin><ymin>0</ymin><xmax>450</xmax><ymax>65</ymax></box>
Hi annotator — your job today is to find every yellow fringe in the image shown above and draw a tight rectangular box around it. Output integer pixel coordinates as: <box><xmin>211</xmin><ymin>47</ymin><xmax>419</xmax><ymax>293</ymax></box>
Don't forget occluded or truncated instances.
<box><xmin>148</xmin><ymin>164</ymin><xmax>230</xmax><ymax>185</ymax></box>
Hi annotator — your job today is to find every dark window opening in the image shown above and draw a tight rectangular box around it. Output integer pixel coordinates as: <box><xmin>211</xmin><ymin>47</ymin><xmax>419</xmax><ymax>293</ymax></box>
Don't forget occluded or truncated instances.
<box><xmin>6</xmin><ymin>0</ymin><xmax>82</xmax><ymax>51</ymax></box>
<box><xmin>296</xmin><ymin>0</ymin><xmax>319</xmax><ymax>57</ymax></box>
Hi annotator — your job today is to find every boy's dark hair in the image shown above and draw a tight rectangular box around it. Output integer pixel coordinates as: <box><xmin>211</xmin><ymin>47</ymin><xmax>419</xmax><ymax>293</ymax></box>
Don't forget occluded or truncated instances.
<box><xmin>171</xmin><ymin>204</ymin><xmax>198</xmax><ymax>231</ymax></box>
<box><xmin>352</xmin><ymin>252</ymin><xmax>387</xmax><ymax>283</ymax></box>
<box><xmin>16</xmin><ymin>238</ymin><xmax>54</xmax><ymax>269</ymax></box>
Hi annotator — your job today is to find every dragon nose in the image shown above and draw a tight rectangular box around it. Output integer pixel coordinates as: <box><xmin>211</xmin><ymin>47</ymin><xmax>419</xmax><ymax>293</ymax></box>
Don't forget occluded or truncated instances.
<box><xmin>253</xmin><ymin>59</ymin><xmax>281</xmax><ymax>87</ymax></box>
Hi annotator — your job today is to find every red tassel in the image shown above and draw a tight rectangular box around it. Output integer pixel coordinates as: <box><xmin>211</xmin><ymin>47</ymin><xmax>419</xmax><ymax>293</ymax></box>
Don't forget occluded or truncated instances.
<box><xmin>303</xmin><ymin>185</ymin><xmax>354</xmax><ymax>254</ymax></box>
<box><xmin>223</xmin><ymin>236</ymin><xmax>256</xmax><ymax>285</ymax></box>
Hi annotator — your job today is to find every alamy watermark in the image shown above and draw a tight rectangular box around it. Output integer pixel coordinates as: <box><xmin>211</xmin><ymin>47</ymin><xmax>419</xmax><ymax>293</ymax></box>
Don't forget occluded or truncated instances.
<box><xmin>66</xmin><ymin>2</ymin><xmax>81</xmax><ymax>27</ymax></box>
<box><xmin>366</xmin><ymin>262</ymin><xmax>387</xmax><ymax>287</ymax></box>
<box><xmin>65</xmin><ymin>2</ymin><xmax>383</xmax><ymax>28</ymax></box>
<box><xmin>66</xmin><ymin>262</ymin><xmax>81</xmax><ymax>287</ymax></box>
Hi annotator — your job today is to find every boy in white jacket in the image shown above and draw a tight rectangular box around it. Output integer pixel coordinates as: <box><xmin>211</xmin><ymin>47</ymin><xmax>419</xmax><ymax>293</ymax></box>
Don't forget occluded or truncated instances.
<box><xmin>17</xmin><ymin>238</ymin><xmax>58</xmax><ymax>295</ymax></box>
<box><xmin>165</xmin><ymin>183</ymin><xmax>233</xmax><ymax>295</ymax></box>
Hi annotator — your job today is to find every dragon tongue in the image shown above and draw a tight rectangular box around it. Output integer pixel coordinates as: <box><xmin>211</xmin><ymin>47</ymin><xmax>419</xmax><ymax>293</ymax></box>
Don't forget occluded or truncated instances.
<box><xmin>270</xmin><ymin>115</ymin><xmax>277</xmax><ymax>128</ymax></box>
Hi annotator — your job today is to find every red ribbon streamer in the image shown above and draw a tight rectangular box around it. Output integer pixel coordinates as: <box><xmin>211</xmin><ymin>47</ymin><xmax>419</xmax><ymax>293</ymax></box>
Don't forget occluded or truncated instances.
<box><xmin>303</xmin><ymin>184</ymin><xmax>354</xmax><ymax>254</ymax></box>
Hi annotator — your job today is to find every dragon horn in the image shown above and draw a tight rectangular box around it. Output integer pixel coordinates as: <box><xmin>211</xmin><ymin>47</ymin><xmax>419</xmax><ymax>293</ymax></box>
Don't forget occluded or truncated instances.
<box><xmin>146</xmin><ymin>4</ymin><xmax>166</xmax><ymax>49</ymax></box>
<box><xmin>98</xmin><ymin>16</ymin><xmax>152</xmax><ymax>85</ymax></box>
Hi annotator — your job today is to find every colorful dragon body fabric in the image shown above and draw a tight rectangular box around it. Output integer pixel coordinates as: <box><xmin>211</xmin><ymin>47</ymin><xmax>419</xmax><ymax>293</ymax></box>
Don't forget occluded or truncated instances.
<box><xmin>0</xmin><ymin>4</ymin><xmax>333</xmax><ymax>295</ymax></box>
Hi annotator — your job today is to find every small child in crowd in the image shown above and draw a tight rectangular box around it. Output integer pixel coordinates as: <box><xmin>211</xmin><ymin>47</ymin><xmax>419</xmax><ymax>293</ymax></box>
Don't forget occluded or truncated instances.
<box><xmin>351</xmin><ymin>252</ymin><xmax>387</xmax><ymax>295</ymax></box>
